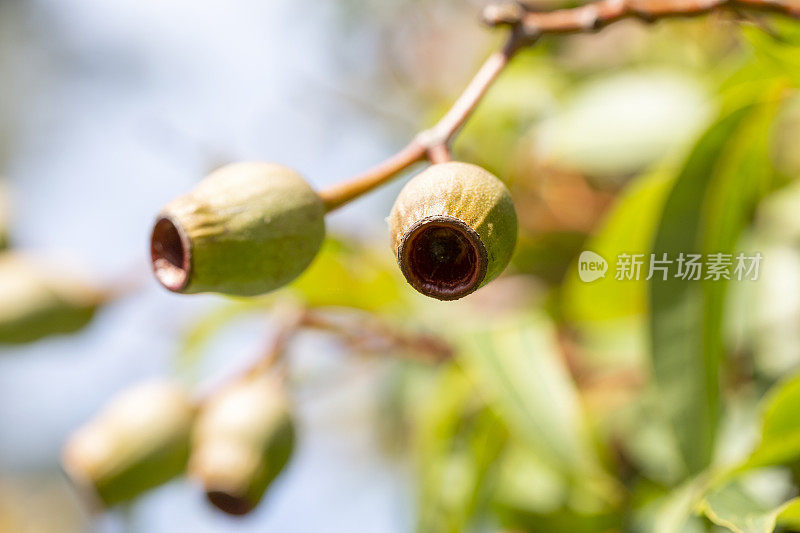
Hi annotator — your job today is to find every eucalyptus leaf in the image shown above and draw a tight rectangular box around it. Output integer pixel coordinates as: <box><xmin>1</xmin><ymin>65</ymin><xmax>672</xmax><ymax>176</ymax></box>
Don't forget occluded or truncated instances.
<box><xmin>649</xmin><ymin>95</ymin><xmax>781</xmax><ymax>475</ymax></box>
<box><xmin>289</xmin><ymin>238</ymin><xmax>407</xmax><ymax>312</ymax></box>
<box><xmin>414</xmin><ymin>366</ymin><xmax>507</xmax><ymax>533</ymax></box>
<box><xmin>457</xmin><ymin>314</ymin><xmax>616</xmax><ymax>498</ymax></box>
<box><xmin>700</xmin><ymin>480</ymin><xmax>800</xmax><ymax>533</ymax></box>
<box><xmin>744</xmin><ymin>371</ymin><xmax>800</xmax><ymax>469</ymax></box>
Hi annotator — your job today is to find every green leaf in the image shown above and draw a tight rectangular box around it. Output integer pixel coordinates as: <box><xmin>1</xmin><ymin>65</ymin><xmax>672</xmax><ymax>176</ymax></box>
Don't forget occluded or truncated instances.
<box><xmin>177</xmin><ymin>237</ymin><xmax>405</xmax><ymax>376</ymax></box>
<box><xmin>414</xmin><ymin>366</ymin><xmax>507</xmax><ymax>533</ymax></box>
<box><xmin>652</xmin><ymin>475</ymin><xmax>712</xmax><ymax>533</ymax></box>
<box><xmin>457</xmin><ymin>314</ymin><xmax>616</xmax><ymax>498</ymax></box>
<box><xmin>649</xmin><ymin>95</ymin><xmax>781</xmax><ymax>475</ymax></box>
<box><xmin>562</xmin><ymin>168</ymin><xmax>674</xmax><ymax>324</ymax></box>
<box><xmin>492</xmin><ymin>443</ymin><xmax>622</xmax><ymax>533</ymax></box>
<box><xmin>177</xmin><ymin>298</ymin><xmax>272</xmax><ymax>375</ymax></box>
<box><xmin>744</xmin><ymin>21</ymin><xmax>800</xmax><ymax>87</ymax></box>
<box><xmin>700</xmin><ymin>481</ymin><xmax>800</xmax><ymax>533</ymax></box>
<box><xmin>744</xmin><ymin>372</ymin><xmax>800</xmax><ymax>468</ymax></box>
<box><xmin>288</xmin><ymin>238</ymin><xmax>406</xmax><ymax>312</ymax></box>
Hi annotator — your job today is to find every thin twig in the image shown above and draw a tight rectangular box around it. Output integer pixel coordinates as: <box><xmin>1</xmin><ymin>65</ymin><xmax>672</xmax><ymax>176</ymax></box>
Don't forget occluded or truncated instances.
<box><xmin>318</xmin><ymin>30</ymin><xmax>524</xmax><ymax>212</ymax></box>
<box><xmin>195</xmin><ymin>308</ymin><xmax>452</xmax><ymax>404</ymax></box>
<box><xmin>193</xmin><ymin>310</ymin><xmax>305</xmax><ymax>405</ymax></box>
<box><xmin>427</xmin><ymin>144</ymin><xmax>453</xmax><ymax>163</ymax></box>
<box><xmin>300</xmin><ymin>310</ymin><xmax>454</xmax><ymax>364</ymax></box>
<box><xmin>318</xmin><ymin>0</ymin><xmax>800</xmax><ymax>212</ymax></box>
<box><xmin>483</xmin><ymin>0</ymin><xmax>800</xmax><ymax>36</ymax></box>
<box><xmin>319</xmin><ymin>141</ymin><xmax>427</xmax><ymax>211</ymax></box>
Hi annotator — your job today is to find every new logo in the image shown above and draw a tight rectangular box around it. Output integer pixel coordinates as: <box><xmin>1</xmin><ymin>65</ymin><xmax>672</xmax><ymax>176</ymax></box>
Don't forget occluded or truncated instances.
<box><xmin>578</xmin><ymin>251</ymin><xmax>607</xmax><ymax>282</ymax></box>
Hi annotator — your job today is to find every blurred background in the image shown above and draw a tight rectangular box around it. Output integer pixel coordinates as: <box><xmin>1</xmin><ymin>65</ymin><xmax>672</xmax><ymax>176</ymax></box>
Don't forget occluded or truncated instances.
<box><xmin>2</xmin><ymin>0</ymin><xmax>800</xmax><ymax>531</ymax></box>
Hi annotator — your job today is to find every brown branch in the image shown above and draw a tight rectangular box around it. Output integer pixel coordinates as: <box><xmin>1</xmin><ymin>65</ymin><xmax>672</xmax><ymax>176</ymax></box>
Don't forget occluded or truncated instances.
<box><xmin>319</xmin><ymin>0</ymin><xmax>800</xmax><ymax>212</ymax></box>
<box><xmin>300</xmin><ymin>310</ymin><xmax>453</xmax><ymax>364</ymax></box>
<box><xmin>483</xmin><ymin>0</ymin><xmax>800</xmax><ymax>37</ymax></box>
<box><xmin>193</xmin><ymin>310</ymin><xmax>305</xmax><ymax>405</ymax></box>
<box><xmin>427</xmin><ymin>144</ymin><xmax>453</xmax><ymax>164</ymax></box>
<box><xmin>319</xmin><ymin>141</ymin><xmax>427</xmax><ymax>211</ymax></box>
<box><xmin>318</xmin><ymin>31</ymin><xmax>524</xmax><ymax>212</ymax></box>
<box><xmin>195</xmin><ymin>308</ymin><xmax>452</xmax><ymax>405</ymax></box>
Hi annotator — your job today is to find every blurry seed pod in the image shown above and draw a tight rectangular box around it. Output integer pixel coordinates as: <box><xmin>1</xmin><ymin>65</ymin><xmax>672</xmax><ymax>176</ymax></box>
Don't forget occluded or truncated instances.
<box><xmin>190</xmin><ymin>373</ymin><xmax>295</xmax><ymax>516</ymax></box>
<box><xmin>151</xmin><ymin>162</ymin><xmax>326</xmax><ymax>296</ymax></box>
<box><xmin>388</xmin><ymin>162</ymin><xmax>518</xmax><ymax>300</ymax></box>
<box><xmin>0</xmin><ymin>181</ymin><xmax>9</xmax><ymax>250</ymax></box>
<box><xmin>62</xmin><ymin>380</ymin><xmax>195</xmax><ymax>508</ymax></box>
<box><xmin>0</xmin><ymin>253</ymin><xmax>106</xmax><ymax>344</ymax></box>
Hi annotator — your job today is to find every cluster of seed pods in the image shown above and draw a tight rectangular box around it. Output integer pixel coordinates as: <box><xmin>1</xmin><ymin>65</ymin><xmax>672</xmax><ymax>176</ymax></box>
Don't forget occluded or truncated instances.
<box><xmin>150</xmin><ymin>160</ymin><xmax>518</xmax><ymax>301</ymax></box>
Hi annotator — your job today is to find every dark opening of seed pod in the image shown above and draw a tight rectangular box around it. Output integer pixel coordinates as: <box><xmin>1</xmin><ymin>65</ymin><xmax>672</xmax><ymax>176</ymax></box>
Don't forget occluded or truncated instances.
<box><xmin>398</xmin><ymin>216</ymin><xmax>488</xmax><ymax>301</ymax></box>
<box><xmin>151</xmin><ymin>216</ymin><xmax>191</xmax><ymax>292</ymax></box>
<box><xmin>206</xmin><ymin>491</ymin><xmax>254</xmax><ymax>516</ymax></box>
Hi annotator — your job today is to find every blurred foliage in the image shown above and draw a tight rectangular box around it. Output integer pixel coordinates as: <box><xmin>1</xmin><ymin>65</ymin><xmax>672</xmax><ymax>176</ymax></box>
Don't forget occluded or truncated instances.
<box><xmin>5</xmin><ymin>1</ymin><xmax>800</xmax><ymax>532</ymax></box>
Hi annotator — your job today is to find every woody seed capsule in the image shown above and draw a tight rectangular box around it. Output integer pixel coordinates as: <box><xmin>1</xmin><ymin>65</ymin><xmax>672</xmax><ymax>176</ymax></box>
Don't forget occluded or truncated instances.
<box><xmin>151</xmin><ymin>162</ymin><xmax>325</xmax><ymax>296</ymax></box>
<box><xmin>0</xmin><ymin>181</ymin><xmax>9</xmax><ymax>250</ymax></box>
<box><xmin>389</xmin><ymin>162</ymin><xmax>518</xmax><ymax>300</ymax></box>
<box><xmin>62</xmin><ymin>380</ymin><xmax>195</xmax><ymax>508</ymax></box>
<box><xmin>189</xmin><ymin>373</ymin><xmax>295</xmax><ymax>516</ymax></box>
<box><xmin>0</xmin><ymin>253</ymin><xmax>105</xmax><ymax>344</ymax></box>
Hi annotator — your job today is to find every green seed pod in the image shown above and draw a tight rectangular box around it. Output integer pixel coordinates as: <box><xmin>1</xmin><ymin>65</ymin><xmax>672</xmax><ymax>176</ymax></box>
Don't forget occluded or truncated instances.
<box><xmin>151</xmin><ymin>162</ymin><xmax>325</xmax><ymax>296</ymax></box>
<box><xmin>0</xmin><ymin>253</ymin><xmax>105</xmax><ymax>344</ymax></box>
<box><xmin>0</xmin><ymin>181</ymin><xmax>9</xmax><ymax>250</ymax></box>
<box><xmin>62</xmin><ymin>380</ymin><xmax>195</xmax><ymax>508</ymax></box>
<box><xmin>388</xmin><ymin>162</ymin><xmax>518</xmax><ymax>300</ymax></box>
<box><xmin>189</xmin><ymin>374</ymin><xmax>294</xmax><ymax>516</ymax></box>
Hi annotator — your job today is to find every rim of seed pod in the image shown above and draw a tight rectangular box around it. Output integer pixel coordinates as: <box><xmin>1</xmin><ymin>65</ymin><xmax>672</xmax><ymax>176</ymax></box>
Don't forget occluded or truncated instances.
<box><xmin>397</xmin><ymin>215</ymin><xmax>488</xmax><ymax>301</ymax></box>
<box><xmin>151</xmin><ymin>214</ymin><xmax>192</xmax><ymax>292</ymax></box>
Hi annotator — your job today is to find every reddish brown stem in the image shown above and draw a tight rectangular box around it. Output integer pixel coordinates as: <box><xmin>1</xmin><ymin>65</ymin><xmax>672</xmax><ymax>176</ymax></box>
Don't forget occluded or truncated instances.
<box><xmin>319</xmin><ymin>141</ymin><xmax>427</xmax><ymax>211</ymax></box>
<box><xmin>320</xmin><ymin>0</ymin><xmax>799</xmax><ymax>212</ymax></box>
<box><xmin>483</xmin><ymin>0</ymin><xmax>800</xmax><ymax>35</ymax></box>
<box><xmin>427</xmin><ymin>144</ymin><xmax>453</xmax><ymax>164</ymax></box>
<box><xmin>319</xmin><ymin>32</ymin><xmax>522</xmax><ymax>212</ymax></box>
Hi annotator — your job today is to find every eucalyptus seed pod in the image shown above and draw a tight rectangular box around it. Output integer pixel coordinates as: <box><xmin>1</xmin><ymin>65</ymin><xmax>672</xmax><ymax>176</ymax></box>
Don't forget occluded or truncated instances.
<box><xmin>151</xmin><ymin>162</ymin><xmax>325</xmax><ymax>296</ymax></box>
<box><xmin>0</xmin><ymin>181</ymin><xmax>9</xmax><ymax>250</ymax></box>
<box><xmin>189</xmin><ymin>374</ymin><xmax>294</xmax><ymax>516</ymax></box>
<box><xmin>388</xmin><ymin>162</ymin><xmax>518</xmax><ymax>300</ymax></box>
<box><xmin>62</xmin><ymin>380</ymin><xmax>195</xmax><ymax>508</ymax></box>
<box><xmin>0</xmin><ymin>253</ymin><xmax>105</xmax><ymax>344</ymax></box>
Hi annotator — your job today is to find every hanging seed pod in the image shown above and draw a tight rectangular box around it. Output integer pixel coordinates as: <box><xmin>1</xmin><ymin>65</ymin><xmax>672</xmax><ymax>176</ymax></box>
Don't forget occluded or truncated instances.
<box><xmin>0</xmin><ymin>253</ymin><xmax>106</xmax><ymax>344</ymax></box>
<box><xmin>189</xmin><ymin>374</ymin><xmax>294</xmax><ymax>516</ymax></box>
<box><xmin>151</xmin><ymin>162</ymin><xmax>325</xmax><ymax>296</ymax></box>
<box><xmin>62</xmin><ymin>380</ymin><xmax>195</xmax><ymax>508</ymax></box>
<box><xmin>0</xmin><ymin>181</ymin><xmax>9</xmax><ymax>250</ymax></box>
<box><xmin>388</xmin><ymin>162</ymin><xmax>518</xmax><ymax>300</ymax></box>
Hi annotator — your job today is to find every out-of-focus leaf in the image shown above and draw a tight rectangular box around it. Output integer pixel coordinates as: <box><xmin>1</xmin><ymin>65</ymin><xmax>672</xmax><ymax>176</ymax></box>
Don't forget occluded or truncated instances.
<box><xmin>537</xmin><ymin>70</ymin><xmax>710</xmax><ymax>180</ymax></box>
<box><xmin>512</xmin><ymin>231</ymin><xmax>587</xmax><ymax>285</ymax></box>
<box><xmin>777</xmin><ymin>499</ymin><xmax>800</xmax><ymax>530</ymax></box>
<box><xmin>563</xmin><ymin>168</ymin><xmax>673</xmax><ymax>323</ymax></box>
<box><xmin>452</xmin><ymin>51</ymin><xmax>560</xmax><ymax>177</ymax></box>
<box><xmin>651</xmin><ymin>475</ymin><xmax>711</xmax><ymax>533</ymax></box>
<box><xmin>744</xmin><ymin>372</ymin><xmax>800</xmax><ymax>468</ymax></box>
<box><xmin>492</xmin><ymin>443</ymin><xmax>622</xmax><ymax>533</ymax></box>
<box><xmin>613</xmin><ymin>395</ymin><xmax>686</xmax><ymax>486</ymax></box>
<box><xmin>649</xmin><ymin>95</ymin><xmax>781</xmax><ymax>475</ymax></box>
<box><xmin>458</xmin><ymin>314</ymin><xmax>616</xmax><ymax>496</ymax></box>
<box><xmin>289</xmin><ymin>238</ymin><xmax>407</xmax><ymax>313</ymax></box>
<box><xmin>744</xmin><ymin>21</ymin><xmax>800</xmax><ymax>87</ymax></box>
<box><xmin>177</xmin><ymin>298</ymin><xmax>271</xmax><ymax>374</ymax></box>
<box><xmin>414</xmin><ymin>366</ymin><xmax>507</xmax><ymax>533</ymax></box>
<box><xmin>178</xmin><ymin>237</ymin><xmax>406</xmax><ymax>374</ymax></box>
<box><xmin>699</xmin><ymin>480</ymin><xmax>800</xmax><ymax>533</ymax></box>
